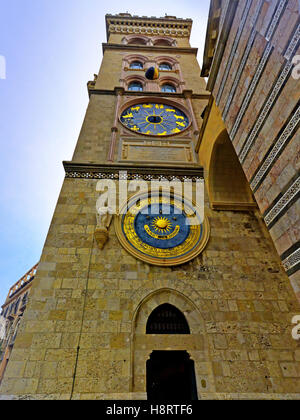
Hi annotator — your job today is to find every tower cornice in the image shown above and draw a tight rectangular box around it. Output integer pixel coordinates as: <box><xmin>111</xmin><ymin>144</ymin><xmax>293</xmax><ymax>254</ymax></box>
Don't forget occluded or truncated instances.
<box><xmin>86</xmin><ymin>86</ymin><xmax>210</xmax><ymax>100</ymax></box>
<box><xmin>63</xmin><ymin>161</ymin><xmax>204</xmax><ymax>181</ymax></box>
<box><xmin>105</xmin><ymin>14</ymin><xmax>193</xmax><ymax>41</ymax></box>
<box><xmin>102</xmin><ymin>43</ymin><xmax>198</xmax><ymax>55</ymax></box>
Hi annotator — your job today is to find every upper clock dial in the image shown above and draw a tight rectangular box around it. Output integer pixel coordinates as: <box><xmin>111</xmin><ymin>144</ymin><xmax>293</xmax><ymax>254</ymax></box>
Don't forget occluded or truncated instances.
<box><xmin>120</xmin><ymin>103</ymin><xmax>189</xmax><ymax>136</ymax></box>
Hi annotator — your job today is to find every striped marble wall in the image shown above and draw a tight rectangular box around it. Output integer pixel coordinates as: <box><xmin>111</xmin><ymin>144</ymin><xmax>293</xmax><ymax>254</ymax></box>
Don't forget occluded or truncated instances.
<box><xmin>204</xmin><ymin>0</ymin><xmax>300</xmax><ymax>300</ymax></box>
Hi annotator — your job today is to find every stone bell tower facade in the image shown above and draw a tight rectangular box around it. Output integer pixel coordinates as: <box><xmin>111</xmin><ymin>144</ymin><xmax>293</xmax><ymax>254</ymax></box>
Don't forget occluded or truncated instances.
<box><xmin>1</xmin><ymin>13</ymin><xmax>299</xmax><ymax>400</ymax></box>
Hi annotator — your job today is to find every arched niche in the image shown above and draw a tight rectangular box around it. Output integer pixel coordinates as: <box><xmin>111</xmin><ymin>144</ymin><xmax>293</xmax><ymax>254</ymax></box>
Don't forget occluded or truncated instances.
<box><xmin>208</xmin><ymin>130</ymin><xmax>256</xmax><ymax>211</ymax></box>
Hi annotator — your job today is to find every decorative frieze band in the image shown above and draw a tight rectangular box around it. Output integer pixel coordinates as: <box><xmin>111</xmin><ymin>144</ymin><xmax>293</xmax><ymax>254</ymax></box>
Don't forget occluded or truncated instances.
<box><xmin>216</xmin><ymin>0</ymin><xmax>253</xmax><ymax>105</ymax></box>
<box><xmin>284</xmin><ymin>22</ymin><xmax>300</xmax><ymax>61</ymax></box>
<box><xmin>239</xmin><ymin>61</ymin><xmax>294</xmax><ymax>164</ymax></box>
<box><xmin>223</xmin><ymin>0</ymin><xmax>288</xmax><ymax>125</ymax></box>
<box><xmin>282</xmin><ymin>248</ymin><xmax>300</xmax><ymax>273</ymax></box>
<box><xmin>218</xmin><ymin>0</ymin><xmax>230</xmax><ymax>38</ymax></box>
<box><xmin>222</xmin><ymin>2</ymin><xmax>263</xmax><ymax>119</ymax></box>
<box><xmin>65</xmin><ymin>171</ymin><xmax>203</xmax><ymax>182</ymax></box>
<box><xmin>264</xmin><ymin>176</ymin><xmax>300</xmax><ymax>227</ymax></box>
<box><xmin>63</xmin><ymin>162</ymin><xmax>204</xmax><ymax>183</ymax></box>
<box><xmin>108</xmin><ymin>24</ymin><xmax>190</xmax><ymax>38</ymax></box>
<box><xmin>230</xmin><ymin>42</ymin><xmax>273</xmax><ymax>140</ymax></box>
<box><xmin>250</xmin><ymin>103</ymin><xmax>300</xmax><ymax>192</ymax></box>
<box><xmin>265</xmin><ymin>0</ymin><xmax>287</xmax><ymax>41</ymax></box>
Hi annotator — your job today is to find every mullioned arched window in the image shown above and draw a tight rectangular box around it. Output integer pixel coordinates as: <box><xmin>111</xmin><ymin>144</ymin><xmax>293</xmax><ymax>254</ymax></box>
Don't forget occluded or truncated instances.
<box><xmin>146</xmin><ymin>303</ymin><xmax>190</xmax><ymax>334</ymax></box>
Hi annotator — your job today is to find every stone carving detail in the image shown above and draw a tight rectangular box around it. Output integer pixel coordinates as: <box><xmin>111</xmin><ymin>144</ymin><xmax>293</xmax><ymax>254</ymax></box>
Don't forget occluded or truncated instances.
<box><xmin>109</xmin><ymin>24</ymin><xmax>189</xmax><ymax>38</ymax></box>
<box><xmin>95</xmin><ymin>207</ymin><xmax>113</xmax><ymax>250</ymax></box>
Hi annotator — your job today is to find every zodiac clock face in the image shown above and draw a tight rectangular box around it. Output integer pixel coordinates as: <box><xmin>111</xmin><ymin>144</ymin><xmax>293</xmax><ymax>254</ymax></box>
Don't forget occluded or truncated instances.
<box><xmin>120</xmin><ymin>103</ymin><xmax>190</xmax><ymax>136</ymax></box>
<box><xmin>115</xmin><ymin>191</ymin><xmax>209</xmax><ymax>266</ymax></box>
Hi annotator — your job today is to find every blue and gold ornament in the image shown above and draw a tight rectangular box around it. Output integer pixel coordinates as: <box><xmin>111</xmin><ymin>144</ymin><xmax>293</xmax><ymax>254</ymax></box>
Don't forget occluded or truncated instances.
<box><xmin>145</xmin><ymin>66</ymin><xmax>160</xmax><ymax>80</ymax></box>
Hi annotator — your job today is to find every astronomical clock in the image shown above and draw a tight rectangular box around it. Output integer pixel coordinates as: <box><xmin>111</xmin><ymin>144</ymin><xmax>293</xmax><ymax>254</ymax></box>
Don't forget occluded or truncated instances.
<box><xmin>115</xmin><ymin>190</ymin><xmax>209</xmax><ymax>266</ymax></box>
<box><xmin>120</xmin><ymin>102</ymin><xmax>190</xmax><ymax>136</ymax></box>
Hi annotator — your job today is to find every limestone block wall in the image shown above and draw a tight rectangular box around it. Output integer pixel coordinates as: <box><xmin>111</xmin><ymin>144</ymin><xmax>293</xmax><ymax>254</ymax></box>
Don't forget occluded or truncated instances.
<box><xmin>0</xmin><ymin>178</ymin><xmax>299</xmax><ymax>399</ymax></box>
<box><xmin>204</xmin><ymin>0</ymin><xmax>300</xmax><ymax>300</ymax></box>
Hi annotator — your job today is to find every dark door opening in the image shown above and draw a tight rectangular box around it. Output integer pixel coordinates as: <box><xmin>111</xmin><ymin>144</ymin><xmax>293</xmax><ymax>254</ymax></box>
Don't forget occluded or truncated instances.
<box><xmin>146</xmin><ymin>351</ymin><xmax>198</xmax><ymax>401</ymax></box>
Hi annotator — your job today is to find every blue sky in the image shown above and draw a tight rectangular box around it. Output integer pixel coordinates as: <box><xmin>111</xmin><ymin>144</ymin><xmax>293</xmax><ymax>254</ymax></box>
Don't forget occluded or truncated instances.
<box><xmin>0</xmin><ymin>0</ymin><xmax>210</xmax><ymax>305</ymax></box>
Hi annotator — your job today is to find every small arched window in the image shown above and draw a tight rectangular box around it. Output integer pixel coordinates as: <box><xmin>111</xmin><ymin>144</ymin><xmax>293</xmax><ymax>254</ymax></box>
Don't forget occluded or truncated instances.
<box><xmin>146</xmin><ymin>303</ymin><xmax>190</xmax><ymax>334</ymax></box>
<box><xmin>130</xmin><ymin>61</ymin><xmax>144</xmax><ymax>70</ymax></box>
<box><xmin>128</xmin><ymin>81</ymin><xmax>143</xmax><ymax>92</ymax></box>
<box><xmin>128</xmin><ymin>38</ymin><xmax>147</xmax><ymax>45</ymax></box>
<box><xmin>161</xmin><ymin>83</ymin><xmax>176</xmax><ymax>93</ymax></box>
<box><xmin>154</xmin><ymin>39</ymin><xmax>173</xmax><ymax>46</ymax></box>
<box><xmin>159</xmin><ymin>63</ymin><xmax>172</xmax><ymax>71</ymax></box>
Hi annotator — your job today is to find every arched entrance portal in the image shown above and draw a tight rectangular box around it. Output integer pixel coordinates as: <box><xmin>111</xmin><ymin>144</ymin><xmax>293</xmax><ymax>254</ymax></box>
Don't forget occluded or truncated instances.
<box><xmin>145</xmin><ymin>304</ymin><xmax>197</xmax><ymax>400</ymax></box>
<box><xmin>131</xmin><ymin>288</ymin><xmax>212</xmax><ymax>398</ymax></box>
<box><xmin>147</xmin><ymin>351</ymin><xmax>198</xmax><ymax>401</ymax></box>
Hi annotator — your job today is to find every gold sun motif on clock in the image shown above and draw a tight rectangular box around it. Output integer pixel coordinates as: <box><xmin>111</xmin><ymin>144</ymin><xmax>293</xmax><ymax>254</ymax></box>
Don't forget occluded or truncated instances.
<box><xmin>152</xmin><ymin>217</ymin><xmax>173</xmax><ymax>233</ymax></box>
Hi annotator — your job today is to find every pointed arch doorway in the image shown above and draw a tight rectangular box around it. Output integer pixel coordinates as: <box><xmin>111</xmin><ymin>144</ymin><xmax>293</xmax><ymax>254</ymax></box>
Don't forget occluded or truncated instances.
<box><xmin>145</xmin><ymin>304</ymin><xmax>198</xmax><ymax>401</ymax></box>
<box><xmin>130</xmin><ymin>289</ymin><xmax>211</xmax><ymax>399</ymax></box>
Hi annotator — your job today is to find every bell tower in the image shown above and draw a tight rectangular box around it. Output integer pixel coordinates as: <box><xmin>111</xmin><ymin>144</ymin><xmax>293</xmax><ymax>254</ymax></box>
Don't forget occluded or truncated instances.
<box><xmin>1</xmin><ymin>13</ymin><xmax>299</xmax><ymax>401</ymax></box>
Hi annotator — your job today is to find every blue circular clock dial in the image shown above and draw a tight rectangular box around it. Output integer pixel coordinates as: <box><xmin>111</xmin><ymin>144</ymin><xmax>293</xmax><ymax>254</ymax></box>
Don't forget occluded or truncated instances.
<box><xmin>120</xmin><ymin>103</ymin><xmax>189</xmax><ymax>136</ymax></box>
<box><xmin>117</xmin><ymin>192</ymin><xmax>208</xmax><ymax>266</ymax></box>
<box><xmin>133</xmin><ymin>203</ymin><xmax>190</xmax><ymax>249</ymax></box>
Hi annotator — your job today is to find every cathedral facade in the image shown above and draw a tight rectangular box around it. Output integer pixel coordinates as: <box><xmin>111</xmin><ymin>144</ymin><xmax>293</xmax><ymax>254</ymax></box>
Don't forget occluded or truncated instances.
<box><xmin>0</xmin><ymin>11</ymin><xmax>299</xmax><ymax>400</ymax></box>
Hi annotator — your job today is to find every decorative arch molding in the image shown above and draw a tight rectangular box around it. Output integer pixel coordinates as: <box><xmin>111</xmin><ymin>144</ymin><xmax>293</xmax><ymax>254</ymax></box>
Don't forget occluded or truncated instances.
<box><xmin>129</xmin><ymin>287</ymin><xmax>214</xmax><ymax>395</ymax></box>
<box><xmin>122</xmin><ymin>34</ymin><xmax>152</xmax><ymax>46</ymax></box>
<box><xmin>132</xmin><ymin>288</ymin><xmax>206</xmax><ymax>335</ymax></box>
<box><xmin>158</xmin><ymin>76</ymin><xmax>182</xmax><ymax>93</ymax></box>
<box><xmin>154</xmin><ymin>55</ymin><xmax>179</xmax><ymax>66</ymax></box>
<box><xmin>123</xmin><ymin>54</ymin><xmax>149</xmax><ymax>67</ymax></box>
<box><xmin>152</xmin><ymin>36</ymin><xmax>177</xmax><ymax>47</ymax></box>
<box><xmin>121</xmin><ymin>74</ymin><xmax>147</xmax><ymax>90</ymax></box>
<box><xmin>154</xmin><ymin>56</ymin><xmax>184</xmax><ymax>85</ymax></box>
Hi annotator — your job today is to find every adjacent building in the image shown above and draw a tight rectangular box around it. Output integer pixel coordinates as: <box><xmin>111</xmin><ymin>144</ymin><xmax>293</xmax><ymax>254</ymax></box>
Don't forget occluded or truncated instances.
<box><xmin>200</xmin><ymin>0</ymin><xmax>300</xmax><ymax>302</ymax></box>
<box><xmin>0</xmin><ymin>264</ymin><xmax>38</xmax><ymax>383</ymax></box>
